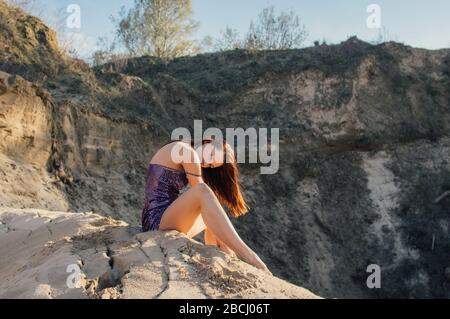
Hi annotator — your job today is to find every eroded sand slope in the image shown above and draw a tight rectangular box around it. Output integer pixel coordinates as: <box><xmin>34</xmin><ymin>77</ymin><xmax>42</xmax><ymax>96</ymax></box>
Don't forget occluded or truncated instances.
<box><xmin>0</xmin><ymin>208</ymin><xmax>320</xmax><ymax>299</ymax></box>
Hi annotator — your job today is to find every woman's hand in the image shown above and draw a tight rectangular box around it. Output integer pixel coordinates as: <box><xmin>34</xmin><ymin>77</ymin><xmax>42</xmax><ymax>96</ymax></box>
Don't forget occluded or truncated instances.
<box><xmin>247</xmin><ymin>251</ymin><xmax>272</xmax><ymax>275</ymax></box>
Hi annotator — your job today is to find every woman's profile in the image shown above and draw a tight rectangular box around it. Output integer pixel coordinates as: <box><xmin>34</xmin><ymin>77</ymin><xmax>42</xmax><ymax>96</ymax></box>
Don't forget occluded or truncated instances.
<box><xmin>141</xmin><ymin>138</ymin><xmax>270</xmax><ymax>272</ymax></box>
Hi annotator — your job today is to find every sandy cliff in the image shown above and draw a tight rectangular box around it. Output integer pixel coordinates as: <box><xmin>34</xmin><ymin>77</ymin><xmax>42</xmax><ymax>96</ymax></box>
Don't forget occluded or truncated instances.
<box><xmin>0</xmin><ymin>208</ymin><xmax>319</xmax><ymax>299</ymax></box>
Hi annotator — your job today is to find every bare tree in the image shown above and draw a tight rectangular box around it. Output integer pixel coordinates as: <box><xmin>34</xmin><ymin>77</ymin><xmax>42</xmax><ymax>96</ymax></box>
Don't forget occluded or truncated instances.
<box><xmin>214</xmin><ymin>26</ymin><xmax>244</xmax><ymax>51</ymax></box>
<box><xmin>197</xmin><ymin>35</ymin><xmax>215</xmax><ymax>53</ymax></box>
<box><xmin>114</xmin><ymin>0</ymin><xmax>200</xmax><ymax>59</ymax></box>
<box><xmin>50</xmin><ymin>7</ymin><xmax>77</xmax><ymax>55</ymax></box>
<box><xmin>371</xmin><ymin>26</ymin><xmax>399</xmax><ymax>45</ymax></box>
<box><xmin>245</xmin><ymin>6</ymin><xmax>308</xmax><ymax>50</ymax></box>
<box><xmin>90</xmin><ymin>36</ymin><xmax>131</xmax><ymax>66</ymax></box>
<box><xmin>213</xmin><ymin>6</ymin><xmax>308</xmax><ymax>52</ymax></box>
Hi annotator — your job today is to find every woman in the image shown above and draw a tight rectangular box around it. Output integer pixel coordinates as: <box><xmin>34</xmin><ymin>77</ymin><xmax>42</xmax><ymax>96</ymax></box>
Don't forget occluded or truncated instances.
<box><xmin>141</xmin><ymin>139</ymin><xmax>270</xmax><ymax>272</ymax></box>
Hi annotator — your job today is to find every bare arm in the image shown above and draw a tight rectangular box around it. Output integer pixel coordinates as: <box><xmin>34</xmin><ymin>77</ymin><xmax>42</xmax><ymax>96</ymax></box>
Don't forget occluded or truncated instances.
<box><xmin>179</xmin><ymin>144</ymin><xmax>203</xmax><ymax>187</ymax></box>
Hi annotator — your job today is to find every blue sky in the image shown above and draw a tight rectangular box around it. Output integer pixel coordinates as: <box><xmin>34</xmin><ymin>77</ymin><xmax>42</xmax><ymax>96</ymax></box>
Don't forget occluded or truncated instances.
<box><xmin>31</xmin><ymin>0</ymin><xmax>450</xmax><ymax>59</ymax></box>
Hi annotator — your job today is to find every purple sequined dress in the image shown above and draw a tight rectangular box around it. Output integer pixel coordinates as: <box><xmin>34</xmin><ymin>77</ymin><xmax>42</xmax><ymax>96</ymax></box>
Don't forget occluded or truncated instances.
<box><xmin>141</xmin><ymin>164</ymin><xmax>188</xmax><ymax>232</ymax></box>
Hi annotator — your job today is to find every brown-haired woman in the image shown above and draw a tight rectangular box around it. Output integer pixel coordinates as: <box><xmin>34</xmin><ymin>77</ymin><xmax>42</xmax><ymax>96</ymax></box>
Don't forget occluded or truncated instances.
<box><xmin>141</xmin><ymin>139</ymin><xmax>270</xmax><ymax>272</ymax></box>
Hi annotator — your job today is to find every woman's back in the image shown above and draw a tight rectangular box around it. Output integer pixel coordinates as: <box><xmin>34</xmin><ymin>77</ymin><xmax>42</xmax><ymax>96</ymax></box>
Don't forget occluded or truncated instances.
<box><xmin>149</xmin><ymin>141</ymin><xmax>188</xmax><ymax>172</ymax></box>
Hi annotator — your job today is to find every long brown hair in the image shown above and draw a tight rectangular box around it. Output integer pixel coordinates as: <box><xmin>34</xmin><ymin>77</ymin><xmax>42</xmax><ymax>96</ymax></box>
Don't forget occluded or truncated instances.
<box><xmin>192</xmin><ymin>139</ymin><xmax>249</xmax><ymax>218</ymax></box>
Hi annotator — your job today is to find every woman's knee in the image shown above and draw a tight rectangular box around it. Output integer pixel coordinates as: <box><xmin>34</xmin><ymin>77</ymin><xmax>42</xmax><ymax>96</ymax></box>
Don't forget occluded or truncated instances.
<box><xmin>192</xmin><ymin>182</ymin><xmax>214</xmax><ymax>198</ymax></box>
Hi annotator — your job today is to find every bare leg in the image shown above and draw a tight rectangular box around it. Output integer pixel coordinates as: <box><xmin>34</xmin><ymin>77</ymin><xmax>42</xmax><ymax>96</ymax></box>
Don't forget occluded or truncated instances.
<box><xmin>179</xmin><ymin>213</ymin><xmax>233</xmax><ymax>255</ymax></box>
<box><xmin>204</xmin><ymin>227</ymin><xmax>218</xmax><ymax>245</ymax></box>
<box><xmin>159</xmin><ymin>183</ymin><xmax>269</xmax><ymax>272</ymax></box>
<box><xmin>204</xmin><ymin>228</ymin><xmax>235</xmax><ymax>255</ymax></box>
<box><xmin>188</xmin><ymin>217</ymin><xmax>234</xmax><ymax>255</ymax></box>
<box><xmin>182</xmin><ymin>214</ymin><xmax>232</xmax><ymax>254</ymax></box>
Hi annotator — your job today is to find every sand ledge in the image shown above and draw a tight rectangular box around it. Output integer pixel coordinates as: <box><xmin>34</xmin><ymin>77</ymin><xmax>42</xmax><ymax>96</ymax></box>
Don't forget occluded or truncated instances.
<box><xmin>0</xmin><ymin>208</ymin><xmax>320</xmax><ymax>299</ymax></box>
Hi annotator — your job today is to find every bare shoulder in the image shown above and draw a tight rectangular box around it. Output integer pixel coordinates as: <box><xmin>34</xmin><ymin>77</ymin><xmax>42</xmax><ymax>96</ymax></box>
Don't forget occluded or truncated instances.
<box><xmin>150</xmin><ymin>141</ymin><xmax>198</xmax><ymax>167</ymax></box>
<box><xmin>169</xmin><ymin>141</ymin><xmax>200</xmax><ymax>164</ymax></box>
<box><xmin>150</xmin><ymin>141</ymin><xmax>202</xmax><ymax>181</ymax></box>
<box><xmin>149</xmin><ymin>141</ymin><xmax>183</xmax><ymax>168</ymax></box>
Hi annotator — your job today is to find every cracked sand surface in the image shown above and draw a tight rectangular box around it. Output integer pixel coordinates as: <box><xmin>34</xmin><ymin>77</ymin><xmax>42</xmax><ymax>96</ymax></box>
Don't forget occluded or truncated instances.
<box><xmin>0</xmin><ymin>208</ymin><xmax>320</xmax><ymax>299</ymax></box>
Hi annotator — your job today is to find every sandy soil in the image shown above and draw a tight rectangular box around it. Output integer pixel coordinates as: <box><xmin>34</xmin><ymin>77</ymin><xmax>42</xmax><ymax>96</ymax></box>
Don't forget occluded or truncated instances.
<box><xmin>0</xmin><ymin>208</ymin><xmax>320</xmax><ymax>299</ymax></box>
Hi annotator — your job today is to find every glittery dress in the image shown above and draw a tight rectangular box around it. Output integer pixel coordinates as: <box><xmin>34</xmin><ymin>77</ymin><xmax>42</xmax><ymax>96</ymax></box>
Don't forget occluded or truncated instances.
<box><xmin>141</xmin><ymin>164</ymin><xmax>188</xmax><ymax>232</ymax></box>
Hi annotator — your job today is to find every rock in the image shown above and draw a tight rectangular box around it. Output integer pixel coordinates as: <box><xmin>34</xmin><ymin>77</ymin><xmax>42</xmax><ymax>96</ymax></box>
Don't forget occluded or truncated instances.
<box><xmin>445</xmin><ymin>267</ymin><xmax>450</xmax><ymax>281</ymax></box>
<box><xmin>0</xmin><ymin>74</ymin><xmax>7</xmax><ymax>95</ymax></box>
<box><xmin>0</xmin><ymin>208</ymin><xmax>320</xmax><ymax>299</ymax></box>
